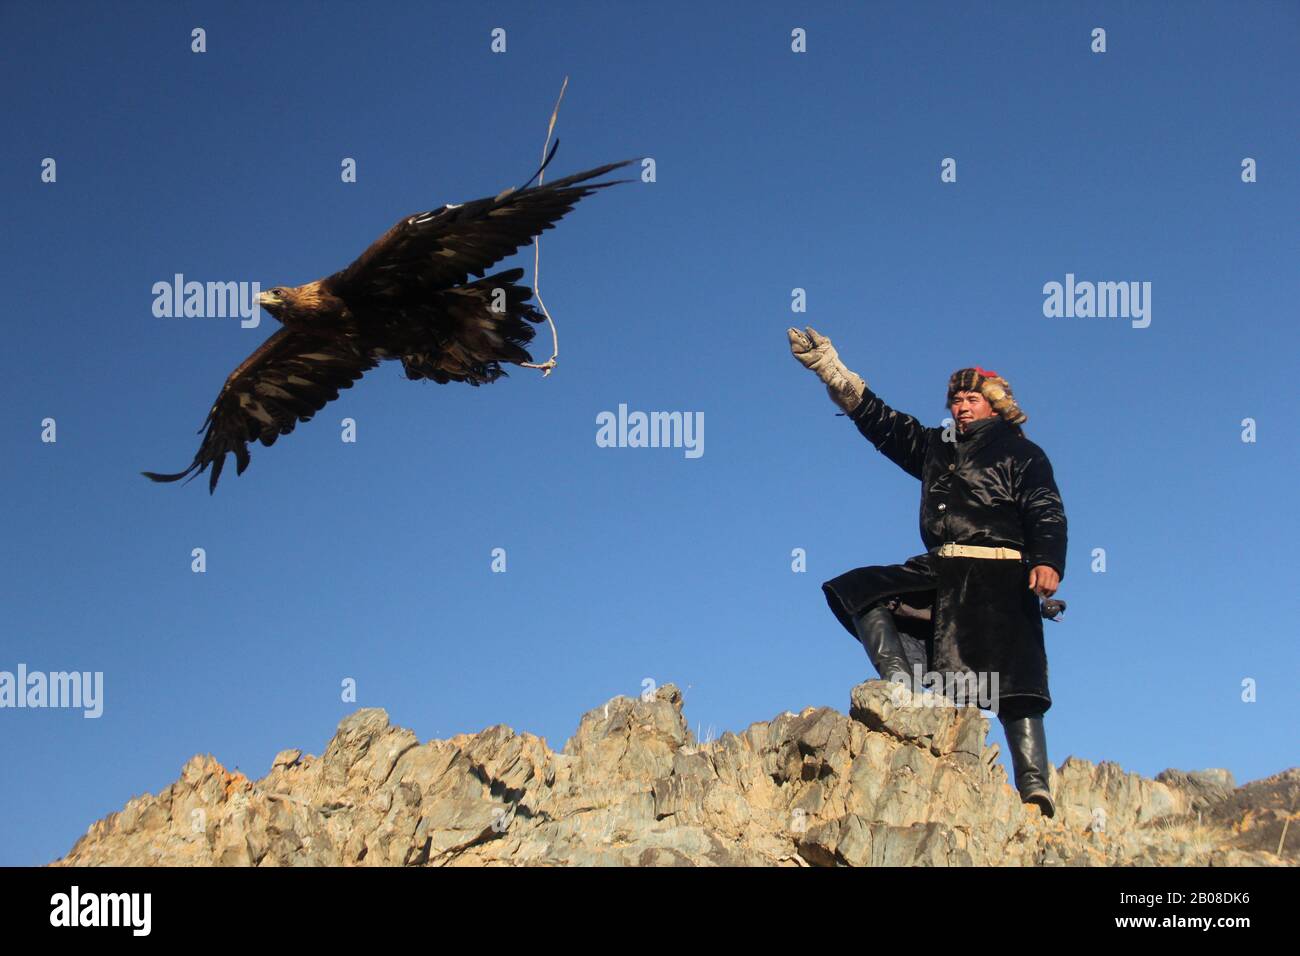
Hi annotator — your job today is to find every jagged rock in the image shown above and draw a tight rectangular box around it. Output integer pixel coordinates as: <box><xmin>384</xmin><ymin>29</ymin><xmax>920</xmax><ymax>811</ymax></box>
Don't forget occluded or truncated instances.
<box><xmin>271</xmin><ymin>749</ymin><xmax>303</xmax><ymax>770</ymax></box>
<box><xmin>52</xmin><ymin>683</ymin><xmax>1296</xmax><ymax>867</ymax></box>
<box><xmin>1155</xmin><ymin>768</ymin><xmax>1236</xmax><ymax>813</ymax></box>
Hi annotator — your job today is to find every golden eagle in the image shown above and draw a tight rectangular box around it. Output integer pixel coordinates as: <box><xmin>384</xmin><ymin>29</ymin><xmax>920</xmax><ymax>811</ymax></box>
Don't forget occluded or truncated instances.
<box><xmin>144</xmin><ymin>145</ymin><xmax>632</xmax><ymax>492</ymax></box>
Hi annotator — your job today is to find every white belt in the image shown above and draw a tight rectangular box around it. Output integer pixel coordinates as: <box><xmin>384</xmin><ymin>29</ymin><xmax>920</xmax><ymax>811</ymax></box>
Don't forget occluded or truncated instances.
<box><xmin>937</xmin><ymin>542</ymin><xmax>1022</xmax><ymax>560</ymax></box>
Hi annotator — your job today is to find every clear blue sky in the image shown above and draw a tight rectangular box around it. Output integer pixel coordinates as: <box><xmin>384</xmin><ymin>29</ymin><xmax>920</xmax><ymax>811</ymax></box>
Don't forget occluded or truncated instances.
<box><xmin>2</xmin><ymin>1</ymin><xmax>1296</xmax><ymax>865</ymax></box>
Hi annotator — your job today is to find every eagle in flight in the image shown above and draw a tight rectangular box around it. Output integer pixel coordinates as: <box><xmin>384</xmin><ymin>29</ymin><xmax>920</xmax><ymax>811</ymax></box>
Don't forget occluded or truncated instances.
<box><xmin>144</xmin><ymin>144</ymin><xmax>632</xmax><ymax>492</ymax></box>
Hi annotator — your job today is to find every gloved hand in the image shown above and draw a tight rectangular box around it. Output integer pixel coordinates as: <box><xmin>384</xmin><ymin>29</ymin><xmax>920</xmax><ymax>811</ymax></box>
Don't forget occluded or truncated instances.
<box><xmin>787</xmin><ymin>326</ymin><xmax>867</xmax><ymax>413</ymax></box>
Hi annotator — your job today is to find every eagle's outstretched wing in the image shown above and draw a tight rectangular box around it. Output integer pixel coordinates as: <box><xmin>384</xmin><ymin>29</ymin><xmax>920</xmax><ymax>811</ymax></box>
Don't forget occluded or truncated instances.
<box><xmin>326</xmin><ymin>157</ymin><xmax>637</xmax><ymax>300</ymax></box>
<box><xmin>143</xmin><ymin>328</ymin><xmax>377</xmax><ymax>493</ymax></box>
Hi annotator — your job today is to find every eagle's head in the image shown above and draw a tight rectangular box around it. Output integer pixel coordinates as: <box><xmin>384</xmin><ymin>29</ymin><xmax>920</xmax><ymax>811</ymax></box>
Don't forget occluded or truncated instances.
<box><xmin>256</xmin><ymin>287</ymin><xmax>293</xmax><ymax>319</ymax></box>
<box><xmin>256</xmin><ymin>282</ymin><xmax>338</xmax><ymax>327</ymax></box>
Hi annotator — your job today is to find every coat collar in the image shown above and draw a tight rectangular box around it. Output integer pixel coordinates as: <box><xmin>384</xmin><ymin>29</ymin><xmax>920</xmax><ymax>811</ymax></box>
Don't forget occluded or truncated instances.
<box><xmin>955</xmin><ymin>414</ymin><xmax>1008</xmax><ymax>454</ymax></box>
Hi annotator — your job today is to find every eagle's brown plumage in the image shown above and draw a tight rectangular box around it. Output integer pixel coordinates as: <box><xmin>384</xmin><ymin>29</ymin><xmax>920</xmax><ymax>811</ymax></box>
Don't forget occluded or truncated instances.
<box><xmin>144</xmin><ymin>149</ymin><xmax>633</xmax><ymax>492</ymax></box>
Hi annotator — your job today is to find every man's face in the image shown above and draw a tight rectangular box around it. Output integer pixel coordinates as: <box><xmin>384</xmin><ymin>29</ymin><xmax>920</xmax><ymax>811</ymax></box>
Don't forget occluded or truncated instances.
<box><xmin>951</xmin><ymin>390</ymin><xmax>995</xmax><ymax>431</ymax></box>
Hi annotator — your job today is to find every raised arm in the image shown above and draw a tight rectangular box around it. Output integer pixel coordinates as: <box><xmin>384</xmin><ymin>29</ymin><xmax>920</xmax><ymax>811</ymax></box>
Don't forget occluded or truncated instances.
<box><xmin>787</xmin><ymin>326</ymin><xmax>866</xmax><ymax>412</ymax></box>
<box><xmin>788</xmin><ymin>326</ymin><xmax>930</xmax><ymax>480</ymax></box>
<box><xmin>1015</xmin><ymin>450</ymin><xmax>1068</xmax><ymax>580</ymax></box>
<box><xmin>846</xmin><ymin>387</ymin><xmax>931</xmax><ymax>481</ymax></box>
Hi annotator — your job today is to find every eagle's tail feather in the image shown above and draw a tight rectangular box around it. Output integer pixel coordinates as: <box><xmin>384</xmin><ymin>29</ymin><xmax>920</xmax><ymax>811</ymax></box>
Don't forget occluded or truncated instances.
<box><xmin>141</xmin><ymin>461</ymin><xmax>203</xmax><ymax>484</ymax></box>
<box><xmin>401</xmin><ymin>267</ymin><xmax>543</xmax><ymax>386</ymax></box>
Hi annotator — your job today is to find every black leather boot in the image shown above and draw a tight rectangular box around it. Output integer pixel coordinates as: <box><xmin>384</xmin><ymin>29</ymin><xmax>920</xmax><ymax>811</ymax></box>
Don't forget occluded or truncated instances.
<box><xmin>999</xmin><ymin>714</ymin><xmax>1056</xmax><ymax>818</ymax></box>
<box><xmin>852</xmin><ymin>603</ymin><xmax>917</xmax><ymax>690</ymax></box>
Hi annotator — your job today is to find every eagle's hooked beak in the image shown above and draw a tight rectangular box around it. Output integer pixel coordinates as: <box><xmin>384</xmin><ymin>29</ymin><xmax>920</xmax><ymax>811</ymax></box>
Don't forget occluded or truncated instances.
<box><xmin>256</xmin><ymin>291</ymin><xmax>275</xmax><ymax>309</ymax></box>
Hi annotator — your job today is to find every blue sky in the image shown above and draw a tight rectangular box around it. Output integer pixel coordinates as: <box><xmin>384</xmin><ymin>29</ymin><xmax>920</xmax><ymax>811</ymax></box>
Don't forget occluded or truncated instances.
<box><xmin>1</xmin><ymin>1</ymin><xmax>1296</xmax><ymax>865</ymax></box>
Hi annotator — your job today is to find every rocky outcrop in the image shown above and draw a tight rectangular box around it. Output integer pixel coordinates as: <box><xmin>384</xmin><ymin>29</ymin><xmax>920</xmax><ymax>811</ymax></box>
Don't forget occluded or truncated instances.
<box><xmin>54</xmin><ymin>683</ymin><xmax>1297</xmax><ymax>866</ymax></box>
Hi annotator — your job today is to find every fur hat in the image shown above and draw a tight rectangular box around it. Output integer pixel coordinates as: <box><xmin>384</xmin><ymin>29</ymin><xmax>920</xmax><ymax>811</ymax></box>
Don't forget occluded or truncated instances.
<box><xmin>946</xmin><ymin>365</ymin><xmax>1027</xmax><ymax>425</ymax></box>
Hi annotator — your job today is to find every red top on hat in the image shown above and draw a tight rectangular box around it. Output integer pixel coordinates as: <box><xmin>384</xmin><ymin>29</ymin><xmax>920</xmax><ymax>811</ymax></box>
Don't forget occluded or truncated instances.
<box><xmin>974</xmin><ymin>365</ymin><xmax>998</xmax><ymax>378</ymax></box>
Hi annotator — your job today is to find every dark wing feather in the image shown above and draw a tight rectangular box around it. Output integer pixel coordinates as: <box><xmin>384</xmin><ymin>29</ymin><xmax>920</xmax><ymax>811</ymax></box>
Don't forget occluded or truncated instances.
<box><xmin>143</xmin><ymin>328</ymin><xmax>377</xmax><ymax>493</ymax></box>
<box><xmin>326</xmin><ymin>158</ymin><xmax>637</xmax><ymax>299</ymax></box>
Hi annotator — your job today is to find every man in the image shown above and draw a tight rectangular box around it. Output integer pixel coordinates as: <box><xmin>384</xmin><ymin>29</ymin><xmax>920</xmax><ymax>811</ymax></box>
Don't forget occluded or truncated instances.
<box><xmin>788</xmin><ymin>326</ymin><xmax>1067</xmax><ymax>818</ymax></box>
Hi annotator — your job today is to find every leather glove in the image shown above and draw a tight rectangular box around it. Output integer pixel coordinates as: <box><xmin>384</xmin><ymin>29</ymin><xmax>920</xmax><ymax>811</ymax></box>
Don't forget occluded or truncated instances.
<box><xmin>787</xmin><ymin>326</ymin><xmax>866</xmax><ymax>413</ymax></box>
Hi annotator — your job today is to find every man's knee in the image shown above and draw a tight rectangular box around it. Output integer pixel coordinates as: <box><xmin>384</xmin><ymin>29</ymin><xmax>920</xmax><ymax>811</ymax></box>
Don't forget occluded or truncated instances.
<box><xmin>858</xmin><ymin>596</ymin><xmax>897</xmax><ymax>617</ymax></box>
<box><xmin>997</xmin><ymin>698</ymin><xmax>1047</xmax><ymax>722</ymax></box>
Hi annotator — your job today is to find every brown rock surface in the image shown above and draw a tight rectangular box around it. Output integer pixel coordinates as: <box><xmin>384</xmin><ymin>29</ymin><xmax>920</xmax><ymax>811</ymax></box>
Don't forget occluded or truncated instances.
<box><xmin>53</xmin><ymin>683</ymin><xmax>1297</xmax><ymax>867</ymax></box>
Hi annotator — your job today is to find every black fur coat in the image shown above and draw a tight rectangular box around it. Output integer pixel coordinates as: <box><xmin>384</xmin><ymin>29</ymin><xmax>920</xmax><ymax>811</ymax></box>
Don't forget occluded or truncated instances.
<box><xmin>822</xmin><ymin>386</ymin><xmax>1068</xmax><ymax>715</ymax></box>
